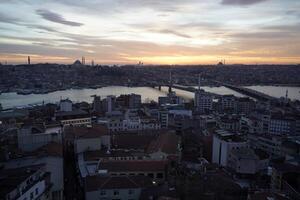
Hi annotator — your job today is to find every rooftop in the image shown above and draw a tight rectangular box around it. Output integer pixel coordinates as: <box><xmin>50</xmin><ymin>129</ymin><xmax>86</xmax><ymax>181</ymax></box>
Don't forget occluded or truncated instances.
<box><xmin>0</xmin><ymin>165</ymin><xmax>44</xmax><ymax>197</ymax></box>
<box><xmin>147</xmin><ymin>132</ymin><xmax>180</xmax><ymax>155</ymax></box>
<box><xmin>65</xmin><ymin>124</ymin><xmax>109</xmax><ymax>140</ymax></box>
<box><xmin>85</xmin><ymin>175</ymin><xmax>152</xmax><ymax>192</ymax></box>
<box><xmin>98</xmin><ymin>160</ymin><xmax>168</xmax><ymax>172</ymax></box>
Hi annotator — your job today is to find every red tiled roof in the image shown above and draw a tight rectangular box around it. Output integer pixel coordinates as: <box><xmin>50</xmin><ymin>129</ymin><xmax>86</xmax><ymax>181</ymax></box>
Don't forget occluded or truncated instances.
<box><xmin>85</xmin><ymin>175</ymin><xmax>152</xmax><ymax>192</ymax></box>
<box><xmin>98</xmin><ymin>160</ymin><xmax>168</xmax><ymax>172</ymax></box>
<box><xmin>112</xmin><ymin>134</ymin><xmax>157</xmax><ymax>150</ymax></box>
<box><xmin>147</xmin><ymin>132</ymin><xmax>180</xmax><ymax>155</ymax></box>
<box><xmin>65</xmin><ymin>124</ymin><xmax>109</xmax><ymax>140</ymax></box>
<box><xmin>36</xmin><ymin>142</ymin><xmax>63</xmax><ymax>157</ymax></box>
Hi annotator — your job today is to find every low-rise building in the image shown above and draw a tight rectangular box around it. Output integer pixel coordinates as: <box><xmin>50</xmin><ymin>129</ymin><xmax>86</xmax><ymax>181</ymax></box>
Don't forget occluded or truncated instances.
<box><xmin>85</xmin><ymin>175</ymin><xmax>152</xmax><ymax>200</ymax></box>
<box><xmin>97</xmin><ymin>160</ymin><xmax>168</xmax><ymax>182</ymax></box>
<box><xmin>2</xmin><ymin>142</ymin><xmax>64</xmax><ymax>200</ymax></box>
<box><xmin>64</xmin><ymin>125</ymin><xmax>110</xmax><ymax>154</ymax></box>
<box><xmin>18</xmin><ymin>123</ymin><xmax>62</xmax><ymax>152</ymax></box>
<box><xmin>55</xmin><ymin>109</ymin><xmax>91</xmax><ymax>127</ymax></box>
<box><xmin>0</xmin><ymin>165</ymin><xmax>52</xmax><ymax>200</ymax></box>
<box><xmin>228</xmin><ymin>148</ymin><xmax>269</xmax><ymax>175</ymax></box>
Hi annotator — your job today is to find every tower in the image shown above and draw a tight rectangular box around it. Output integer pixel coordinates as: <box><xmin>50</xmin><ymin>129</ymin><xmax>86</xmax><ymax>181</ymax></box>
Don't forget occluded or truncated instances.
<box><xmin>82</xmin><ymin>56</ymin><xmax>85</xmax><ymax>65</ymax></box>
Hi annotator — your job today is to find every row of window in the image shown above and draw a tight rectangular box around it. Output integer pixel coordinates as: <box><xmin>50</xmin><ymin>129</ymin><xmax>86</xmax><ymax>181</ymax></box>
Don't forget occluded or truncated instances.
<box><xmin>100</xmin><ymin>189</ymin><xmax>135</xmax><ymax>196</ymax></box>
<box><xmin>62</xmin><ymin>119</ymin><xmax>91</xmax><ymax>125</ymax></box>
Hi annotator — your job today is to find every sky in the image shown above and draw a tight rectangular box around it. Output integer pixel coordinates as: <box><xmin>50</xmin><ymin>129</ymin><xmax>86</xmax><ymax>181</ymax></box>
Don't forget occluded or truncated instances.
<box><xmin>0</xmin><ymin>0</ymin><xmax>300</xmax><ymax>65</ymax></box>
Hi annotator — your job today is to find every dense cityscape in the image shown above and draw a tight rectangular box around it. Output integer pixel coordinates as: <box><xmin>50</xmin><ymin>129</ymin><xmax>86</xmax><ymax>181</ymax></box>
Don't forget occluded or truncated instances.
<box><xmin>1</xmin><ymin>61</ymin><xmax>300</xmax><ymax>95</ymax></box>
<box><xmin>1</xmin><ymin>63</ymin><xmax>300</xmax><ymax>199</ymax></box>
<box><xmin>1</xmin><ymin>0</ymin><xmax>300</xmax><ymax>199</ymax></box>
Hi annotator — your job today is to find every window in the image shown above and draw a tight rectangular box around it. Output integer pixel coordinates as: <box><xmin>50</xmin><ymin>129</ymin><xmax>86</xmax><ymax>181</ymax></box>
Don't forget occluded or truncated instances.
<box><xmin>100</xmin><ymin>190</ymin><xmax>106</xmax><ymax>196</ymax></box>
<box><xmin>35</xmin><ymin>188</ymin><xmax>39</xmax><ymax>195</ymax></box>
<box><xmin>30</xmin><ymin>192</ymin><xmax>34</xmax><ymax>199</ymax></box>
<box><xmin>156</xmin><ymin>173</ymin><xmax>163</xmax><ymax>179</ymax></box>
<box><xmin>148</xmin><ymin>173</ymin><xmax>154</xmax><ymax>178</ymax></box>
<box><xmin>113</xmin><ymin>190</ymin><xmax>119</xmax><ymax>195</ymax></box>
<box><xmin>128</xmin><ymin>189</ymin><xmax>134</xmax><ymax>195</ymax></box>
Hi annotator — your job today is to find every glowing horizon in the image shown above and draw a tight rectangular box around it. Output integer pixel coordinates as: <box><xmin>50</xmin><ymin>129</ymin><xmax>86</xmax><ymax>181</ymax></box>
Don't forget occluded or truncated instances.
<box><xmin>0</xmin><ymin>0</ymin><xmax>300</xmax><ymax>65</ymax></box>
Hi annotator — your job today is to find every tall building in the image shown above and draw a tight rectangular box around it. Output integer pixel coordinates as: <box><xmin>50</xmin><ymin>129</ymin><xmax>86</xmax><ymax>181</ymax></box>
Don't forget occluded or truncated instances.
<box><xmin>59</xmin><ymin>99</ymin><xmax>72</xmax><ymax>112</ymax></box>
<box><xmin>129</xmin><ymin>93</ymin><xmax>141</xmax><ymax>109</ymax></box>
<box><xmin>92</xmin><ymin>95</ymin><xmax>101</xmax><ymax>113</ymax></box>
<box><xmin>212</xmin><ymin>130</ymin><xmax>248</xmax><ymax>167</ymax></box>
<box><xmin>194</xmin><ymin>90</ymin><xmax>213</xmax><ymax>113</ymax></box>
<box><xmin>194</xmin><ymin>75</ymin><xmax>212</xmax><ymax>113</ymax></box>
<box><xmin>105</xmin><ymin>95</ymin><xmax>116</xmax><ymax>114</ymax></box>
<box><xmin>221</xmin><ymin>95</ymin><xmax>237</xmax><ymax>112</ymax></box>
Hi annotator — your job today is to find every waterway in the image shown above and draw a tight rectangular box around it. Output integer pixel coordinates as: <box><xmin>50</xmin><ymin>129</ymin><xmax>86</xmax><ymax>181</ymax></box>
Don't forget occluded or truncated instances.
<box><xmin>0</xmin><ymin>85</ymin><xmax>299</xmax><ymax>109</ymax></box>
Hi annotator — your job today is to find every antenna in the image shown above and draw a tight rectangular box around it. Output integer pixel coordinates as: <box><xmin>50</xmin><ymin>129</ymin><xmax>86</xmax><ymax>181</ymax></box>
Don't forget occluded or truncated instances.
<box><xmin>198</xmin><ymin>74</ymin><xmax>201</xmax><ymax>90</ymax></box>
<box><xmin>168</xmin><ymin>69</ymin><xmax>172</xmax><ymax>93</ymax></box>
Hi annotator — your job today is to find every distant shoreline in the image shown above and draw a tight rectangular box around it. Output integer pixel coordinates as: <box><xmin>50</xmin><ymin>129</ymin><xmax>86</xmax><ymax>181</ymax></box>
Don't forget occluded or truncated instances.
<box><xmin>1</xmin><ymin>84</ymin><xmax>300</xmax><ymax>96</ymax></box>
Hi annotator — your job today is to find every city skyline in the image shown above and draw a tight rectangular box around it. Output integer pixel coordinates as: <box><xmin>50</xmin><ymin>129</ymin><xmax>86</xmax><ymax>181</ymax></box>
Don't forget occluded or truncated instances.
<box><xmin>0</xmin><ymin>0</ymin><xmax>300</xmax><ymax>65</ymax></box>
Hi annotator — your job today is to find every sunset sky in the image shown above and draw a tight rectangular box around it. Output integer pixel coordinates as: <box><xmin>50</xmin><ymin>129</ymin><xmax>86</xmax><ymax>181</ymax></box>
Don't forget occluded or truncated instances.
<box><xmin>0</xmin><ymin>0</ymin><xmax>299</xmax><ymax>65</ymax></box>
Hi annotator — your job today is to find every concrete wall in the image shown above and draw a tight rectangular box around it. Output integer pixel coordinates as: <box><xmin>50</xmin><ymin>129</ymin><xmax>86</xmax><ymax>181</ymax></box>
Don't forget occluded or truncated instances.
<box><xmin>86</xmin><ymin>188</ymin><xmax>141</xmax><ymax>200</ymax></box>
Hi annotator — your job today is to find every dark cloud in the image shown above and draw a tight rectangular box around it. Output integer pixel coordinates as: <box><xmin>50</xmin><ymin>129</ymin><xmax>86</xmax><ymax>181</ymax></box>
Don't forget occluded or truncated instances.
<box><xmin>154</xmin><ymin>29</ymin><xmax>191</xmax><ymax>38</ymax></box>
<box><xmin>0</xmin><ymin>13</ymin><xmax>20</xmax><ymax>25</ymax></box>
<box><xmin>36</xmin><ymin>9</ymin><xmax>83</xmax><ymax>27</ymax></box>
<box><xmin>221</xmin><ymin>0</ymin><xmax>268</xmax><ymax>6</ymax></box>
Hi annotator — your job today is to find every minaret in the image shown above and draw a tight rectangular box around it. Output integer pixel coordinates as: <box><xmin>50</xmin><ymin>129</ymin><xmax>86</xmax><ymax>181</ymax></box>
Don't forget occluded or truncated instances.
<box><xmin>28</xmin><ymin>56</ymin><xmax>31</xmax><ymax>65</ymax></box>
<box><xmin>82</xmin><ymin>56</ymin><xmax>85</xmax><ymax>65</ymax></box>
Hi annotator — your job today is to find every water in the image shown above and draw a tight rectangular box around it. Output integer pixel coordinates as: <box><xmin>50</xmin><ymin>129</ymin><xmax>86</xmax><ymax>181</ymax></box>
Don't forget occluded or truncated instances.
<box><xmin>245</xmin><ymin>86</ymin><xmax>300</xmax><ymax>100</ymax></box>
<box><xmin>0</xmin><ymin>86</ymin><xmax>167</xmax><ymax>109</ymax></box>
<box><xmin>1</xmin><ymin>85</ymin><xmax>299</xmax><ymax>109</ymax></box>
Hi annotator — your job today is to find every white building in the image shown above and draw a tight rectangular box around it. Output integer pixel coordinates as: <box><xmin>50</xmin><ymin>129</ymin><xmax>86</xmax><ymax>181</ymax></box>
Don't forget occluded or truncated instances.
<box><xmin>248</xmin><ymin>134</ymin><xmax>284</xmax><ymax>158</ymax></box>
<box><xmin>55</xmin><ymin>109</ymin><xmax>91</xmax><ymax>127</ymax></box>
<box><xmin>221</xmin><ymin>95</ymin><xmax>237</xmax><ymax>111</ymax></box>
<box><xmin>64</xmin><ymin>125</ymin><xmax>111</xmax><ymax>154</ymax></box>
<box><xmin>212</xmin><ymin>130</ymin><xmax>248</xmax><ymax>167</ymax></box>
<box><xmin>18</xmin><ymin>124</ymin><xmax>62</xmax><ymax>152</ymax></box>
<box><xmin>228</xmin><ymin>148</ymin><xmax>269</xmax><ymax>175</ymax></box>
<box><xmin>59</xmin><ymin>99</ymin><xmax>72</xmax><ymax>112</ymax></box>
<box><xmin>85</xmin><ymin>176</ymin><xmax>152</xmax><ymax>200</ymax></box>
<box><xmin>0</xmin><ymin>166</ymin><xmax>51</xmax><ymax>200</ymax></box>
<box><xmin>106</xmin><ymin>95</ymin><xmax>116</xmax><ymax>114</ymax></box>
<box><xmin>2</xmin><ymin>143</ymin><xmax>64</xmax><ymax>200</ymax></box>
<box><xmin>268</xmin><ymin>114</ymin><xmax>294</xmax><ymax>135</ymax></box>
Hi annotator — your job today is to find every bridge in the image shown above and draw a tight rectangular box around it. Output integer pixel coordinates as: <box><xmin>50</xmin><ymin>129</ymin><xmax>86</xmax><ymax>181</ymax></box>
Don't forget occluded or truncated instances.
<box><xmin>151</xmin><ymin>81</ymin><xmax>276</xmax><ymax>102</ymax></box>
<box><xmin>212</xmin><ymin>80</ymin><xmax>276</xmax><ymax>101</ymax></box>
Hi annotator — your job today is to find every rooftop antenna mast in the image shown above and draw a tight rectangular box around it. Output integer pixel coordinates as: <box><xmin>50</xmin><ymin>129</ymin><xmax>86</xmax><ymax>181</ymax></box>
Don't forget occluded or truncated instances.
<box><xmin>168</xmin><ymin>69</ymin><xmax>172</xmax><ymax>93</ymax></box>
<box><xmin>198</xmin><ymin>74</ymin><xmax>201</xmax><ymax>90</ymax></box>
